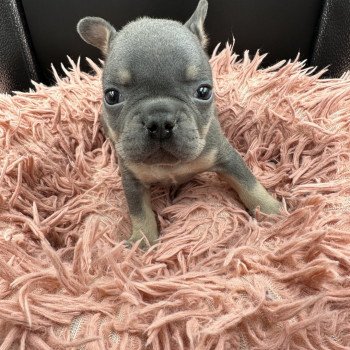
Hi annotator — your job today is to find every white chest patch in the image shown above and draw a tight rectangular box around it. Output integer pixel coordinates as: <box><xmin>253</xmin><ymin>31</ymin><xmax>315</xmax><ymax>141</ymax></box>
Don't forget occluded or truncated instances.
<box><xmin>126</xmin><ymin>149</ymin><xmax>217</xmax><ymax>185</ymax></box>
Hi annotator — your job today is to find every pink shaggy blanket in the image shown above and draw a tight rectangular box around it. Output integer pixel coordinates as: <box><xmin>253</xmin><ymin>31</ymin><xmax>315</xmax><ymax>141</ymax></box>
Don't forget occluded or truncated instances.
<box><xmin>1</xmin><ymin>45</ymin><xmax>350</xmax><ymax>349</ymax></box>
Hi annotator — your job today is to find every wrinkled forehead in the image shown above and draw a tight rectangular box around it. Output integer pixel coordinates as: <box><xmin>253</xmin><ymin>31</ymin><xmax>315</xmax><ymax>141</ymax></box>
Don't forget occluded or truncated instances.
<box><xmin>102</xmin><ymin>19</ymin><xmax>212</xmax><ymax>87</ymax></box>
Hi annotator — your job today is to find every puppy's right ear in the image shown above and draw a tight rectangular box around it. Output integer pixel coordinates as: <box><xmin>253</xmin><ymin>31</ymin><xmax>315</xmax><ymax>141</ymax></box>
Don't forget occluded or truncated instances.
<box><xmin>77</xmin><ymin>17</ymin><xmax>116</xmax><ymax>54</ymax></box>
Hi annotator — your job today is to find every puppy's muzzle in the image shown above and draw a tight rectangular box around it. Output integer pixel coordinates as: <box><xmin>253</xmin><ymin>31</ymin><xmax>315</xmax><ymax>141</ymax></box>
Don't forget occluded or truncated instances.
<box><xmin>140</xmin><ymin>98</ymin><xmax>180</xmax><ymax>141</ymax></box>
<box><xmin>143</xmin><ymin>114</ymin><xmax>176</xmax><ymax>140</ymax></box>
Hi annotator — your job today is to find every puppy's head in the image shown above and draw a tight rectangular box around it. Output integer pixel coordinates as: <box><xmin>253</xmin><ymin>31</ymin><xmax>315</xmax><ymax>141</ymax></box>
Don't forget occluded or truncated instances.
<box><xmin>78</xmin><ymin>0</ymin><xmax>214</xmax><ymax>165</ymax></box>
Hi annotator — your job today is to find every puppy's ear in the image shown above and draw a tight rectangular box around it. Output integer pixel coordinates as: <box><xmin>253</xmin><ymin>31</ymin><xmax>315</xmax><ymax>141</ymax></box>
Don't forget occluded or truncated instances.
<box><xmin>77</xmin><ymin>17</ymin><xmax>116</xmax><ymax>54</ymax></box>
<box><xmin>185</xmin><ymin>0</ymin><xmax>208</xmax><ymax>48</ymax></box>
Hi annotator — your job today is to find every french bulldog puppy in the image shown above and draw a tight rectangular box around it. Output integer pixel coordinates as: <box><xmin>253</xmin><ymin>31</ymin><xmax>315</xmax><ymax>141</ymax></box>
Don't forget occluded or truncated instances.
<box><xmin>77</xmin><ymin>0</ymin><xmax>281</xmax><ymax>249</ymax></box>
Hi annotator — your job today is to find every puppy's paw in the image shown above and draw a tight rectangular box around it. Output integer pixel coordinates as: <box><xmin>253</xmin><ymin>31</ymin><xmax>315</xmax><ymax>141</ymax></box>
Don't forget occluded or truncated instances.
<box><xmin>124</xmin><ymin>227</ymin><xmax>159</xmax><ymax>251</ymax></box>
<box><xmin>259</xmin><ymin>196</ymin><xmax>282</xmax><ymax>215</ymax></box>
<box><xmin>124</xmin><ymin>237</ymin><xmax>150</xmax><ymax>251</ymax></box>
<box><xmin>244</xmin><ymin>182</ymin><xmax>282</xmax><ymax>216</ymax></box>
<box><xmin>249</xmin><ymin>192</ymin><xmax>282</xmax><ymax>216</ymax></box>
<box><xmin>168</xmin><ymin>184</ymin><xmax>186</xmax><ymax>203</ymax></box>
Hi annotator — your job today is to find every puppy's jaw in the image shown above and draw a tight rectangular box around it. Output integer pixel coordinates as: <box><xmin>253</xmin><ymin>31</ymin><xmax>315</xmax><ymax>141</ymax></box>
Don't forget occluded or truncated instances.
<box><xmin>116</xmin><ymin>124</ymin><xmax>206</xmax><ymax>165</ymax></box>
<box><xmin>126</xmin><ymin>148</ymin><xmax>218</xmax><ymax>185</ymax></box>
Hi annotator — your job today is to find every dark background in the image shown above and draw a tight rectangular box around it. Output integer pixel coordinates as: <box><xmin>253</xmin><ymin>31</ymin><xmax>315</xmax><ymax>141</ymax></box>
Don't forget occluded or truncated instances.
<box><xmin>1</xmin><ymin>0</ymin><xmax>350</xmax><ymax>93</ymax></box>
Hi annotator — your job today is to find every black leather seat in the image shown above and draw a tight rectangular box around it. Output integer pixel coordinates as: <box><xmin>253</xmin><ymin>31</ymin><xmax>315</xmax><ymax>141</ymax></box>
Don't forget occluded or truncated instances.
<box><xmin>1</xmin><ymin>0</ymin><xmax>349</xmax><ymax>93</ymax></box>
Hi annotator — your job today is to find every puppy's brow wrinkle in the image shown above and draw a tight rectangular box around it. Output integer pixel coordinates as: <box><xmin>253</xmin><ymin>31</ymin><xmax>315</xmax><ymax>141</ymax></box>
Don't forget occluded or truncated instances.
<box><xmin>185</xmin><ymin>65</ymin><xmax>199</xmax><ymax>81</ymax></box>
<box><xmin>109</xmin><ymin>69</ymin><xmax>132</xmax><ymax>86</ymax></box>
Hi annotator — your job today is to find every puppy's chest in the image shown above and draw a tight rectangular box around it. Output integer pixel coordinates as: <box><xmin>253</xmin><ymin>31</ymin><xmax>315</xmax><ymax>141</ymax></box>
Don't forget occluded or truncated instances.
<box><xmin>127</xmin><ymin>150</ymin><xmax>217</xmax><ymax>185</ymax></box>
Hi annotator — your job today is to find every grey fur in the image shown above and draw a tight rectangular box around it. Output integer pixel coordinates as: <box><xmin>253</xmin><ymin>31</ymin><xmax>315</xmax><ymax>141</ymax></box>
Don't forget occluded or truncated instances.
<box><xmin>77</xmin><ymin>0</ymin><xmax>281</xmax><ymax>249</ymax></box>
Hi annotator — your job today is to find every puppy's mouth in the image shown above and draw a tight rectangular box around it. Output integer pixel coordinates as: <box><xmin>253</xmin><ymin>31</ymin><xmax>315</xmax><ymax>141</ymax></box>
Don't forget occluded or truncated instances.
<box><xmin>143</xmin><ymin>146</ymin><xmax>181</xmax><ymax>165</ymax></box>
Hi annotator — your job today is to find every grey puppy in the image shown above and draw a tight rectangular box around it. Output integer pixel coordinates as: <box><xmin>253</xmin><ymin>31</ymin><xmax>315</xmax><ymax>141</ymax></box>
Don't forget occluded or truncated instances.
<box><xmin>77</xmin><ymin>0</ymin><xmax>281</xmax><ymax>249</ymax></box>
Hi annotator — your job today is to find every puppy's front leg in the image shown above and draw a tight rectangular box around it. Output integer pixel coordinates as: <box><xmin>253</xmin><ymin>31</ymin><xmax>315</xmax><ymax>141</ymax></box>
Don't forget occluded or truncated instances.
<box><xmin>215</xmin><ymin>140</ymin><xmax>281</xmax><ymax>215</ymax></box>
<box><xmin>121</xmin><ymin>168</ymin><xmax>158</xmax><ymax>249</ymax></box>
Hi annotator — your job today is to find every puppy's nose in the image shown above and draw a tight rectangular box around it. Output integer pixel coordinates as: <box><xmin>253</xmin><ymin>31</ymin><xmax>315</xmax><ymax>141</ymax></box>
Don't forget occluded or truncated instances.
<box><xmin>144</xmin><ymin>118</ymin><xmax>175</xmax><ymax>140</ymax></box>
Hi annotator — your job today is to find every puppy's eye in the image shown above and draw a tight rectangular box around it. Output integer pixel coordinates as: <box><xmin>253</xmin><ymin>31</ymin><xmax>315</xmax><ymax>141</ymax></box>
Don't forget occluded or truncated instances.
<box><xmin>104</xmin><ymin>89</ymin><xmax>121</xmax><ymax>105</ymax></box>
<box><xmin>195</xmin><ymin>84</ymin><xmax>212</xmax><ymax>100</ymax></box>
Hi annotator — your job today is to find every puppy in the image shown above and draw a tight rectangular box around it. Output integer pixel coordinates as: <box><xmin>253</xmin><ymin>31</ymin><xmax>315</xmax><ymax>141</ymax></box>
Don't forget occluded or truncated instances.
<box><xmin>77</xmin><ymin>0</ymin><xmax>281</xmax><ymax>249</ymax></box>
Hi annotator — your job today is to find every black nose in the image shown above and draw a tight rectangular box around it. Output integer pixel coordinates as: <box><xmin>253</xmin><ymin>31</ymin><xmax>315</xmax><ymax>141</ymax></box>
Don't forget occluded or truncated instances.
<box><xmin>145</xmin><ymin>119</ymin><xmax>175</xmax><ymax>140</ymax></box>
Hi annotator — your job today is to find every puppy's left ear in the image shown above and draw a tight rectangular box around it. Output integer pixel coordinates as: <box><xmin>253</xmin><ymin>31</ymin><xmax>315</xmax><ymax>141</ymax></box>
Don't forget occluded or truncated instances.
<box><xmin>77</xmin><ymin>17</ymin><xmax>117</xmax><ymax>55</ymax></box>
<box><xmin>185</xmin><ymin>0</ymin><xmax>208</xmax><ymax>48</ymax></box>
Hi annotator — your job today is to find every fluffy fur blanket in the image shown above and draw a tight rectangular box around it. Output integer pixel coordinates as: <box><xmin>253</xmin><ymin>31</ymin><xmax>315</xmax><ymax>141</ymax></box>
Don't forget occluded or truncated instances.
<box><xmin>0</xmin><ymin>45</ymin><xmax>349</xmax><ymax>349</ymax></box>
